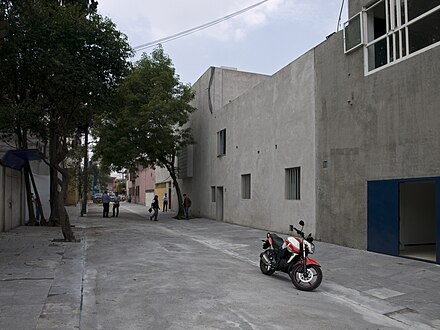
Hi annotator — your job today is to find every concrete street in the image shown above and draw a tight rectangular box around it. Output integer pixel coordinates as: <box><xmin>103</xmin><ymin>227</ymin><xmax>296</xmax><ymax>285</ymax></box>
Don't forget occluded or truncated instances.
<box><xmin>1</xmin><ymin>202</ymin><xmax>439</xmax><ymax>329</ymax></box>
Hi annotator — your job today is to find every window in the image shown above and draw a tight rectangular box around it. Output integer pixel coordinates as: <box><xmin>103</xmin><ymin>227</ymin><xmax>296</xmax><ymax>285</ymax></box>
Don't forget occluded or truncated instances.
<box><xmin>344</xmin><ymin>13</ymin><xmax>363</xmax><ymax>53</ymax></box>
<box><xmin>285</xmin><ymin>167</ymin><xmax>300</xmax><ymax>200</ymax></box>
<box><xmin>217</xmin><ymin>129</ymin><xmax>226</xmax><ymax>156</ymax></box>
<box><xmin>211</xmin><ymin>186</ymin><xmax>216</xmax><ymax>202</ymax></box>
<box><xmin>364</xmin><ymin>0</ymin><xmax>440</xmax><ymax>72</ymax></box>
<box><xmin>241</xmin><ymin>174</ymin><xmax>251</xmax><ymax>199</ymax></box>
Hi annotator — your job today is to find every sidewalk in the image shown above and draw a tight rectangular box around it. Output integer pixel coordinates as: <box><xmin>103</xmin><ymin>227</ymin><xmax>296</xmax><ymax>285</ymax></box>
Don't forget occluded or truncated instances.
<box><xmin>0</xmin><ymin>202</ymin><xmax>439</xmax><ymax>329</ymax></box>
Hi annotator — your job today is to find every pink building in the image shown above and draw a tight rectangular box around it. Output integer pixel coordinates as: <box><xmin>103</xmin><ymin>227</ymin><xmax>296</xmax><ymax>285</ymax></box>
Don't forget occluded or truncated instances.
<box><xmin>127</xmin><ymin>166</ymin><xmax>155</xmax><ymax>206</ymax></box>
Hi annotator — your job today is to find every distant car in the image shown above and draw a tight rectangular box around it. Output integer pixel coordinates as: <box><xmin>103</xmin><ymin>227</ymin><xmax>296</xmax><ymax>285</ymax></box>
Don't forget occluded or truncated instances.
<box><xmin>109</xmin><ymin>193</ymin><xmax>115</xmax><ymax>202</ymax></box>
<box><xmin>93</xmin><ymin>193</ymin><xmax>103</xmax><ymax>203</ymax></box>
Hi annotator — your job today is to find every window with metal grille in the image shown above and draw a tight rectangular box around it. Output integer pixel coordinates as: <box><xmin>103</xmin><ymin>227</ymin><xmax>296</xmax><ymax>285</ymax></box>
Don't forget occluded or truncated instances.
<box><xmin>286</xmin><ymin>167</ymin><xmax>301</xmax><ymax>200</ymax></box>
<box><xmin>363</xmin><ymin>0</ymin><xmax>440</xmax><ymax>72</ymax></box>
<box><xmin>241</xmin><ymin>174</ymin><xmax>251</xmax><ymax>199</ymax></box>
<box><xmin>217</xmin><ymin>129</ymin><xmax>226</xmax><ymax>156</ymax></box>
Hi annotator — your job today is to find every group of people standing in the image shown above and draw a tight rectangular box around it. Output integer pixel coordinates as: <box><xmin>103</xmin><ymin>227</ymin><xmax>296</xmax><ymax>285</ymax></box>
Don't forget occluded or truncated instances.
<box><xmin>100</xmin><ymin>191</ymin><xmax>191</xmax><ymax>221</ymax></box>
<box><xmin>102</xmin><ymin>191</ymin><xmax>120</xmax><ymax>218</ymax></box>
<box><xmin>149</xmin><ymin>193</ymin><xmax>191</xmax><ymax>221</ymax></box>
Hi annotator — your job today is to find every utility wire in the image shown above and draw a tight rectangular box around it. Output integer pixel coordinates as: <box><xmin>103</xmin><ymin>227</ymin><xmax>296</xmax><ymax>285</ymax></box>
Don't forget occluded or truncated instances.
<box><xmin>133</xmin><ymin>0</ymin><xmax>270</xmax><ymax>52</ymax></box>
<box><xmin>336</xmin><ymin>0</ymin><xmax>345</xmax><ymax>31</ymax></box>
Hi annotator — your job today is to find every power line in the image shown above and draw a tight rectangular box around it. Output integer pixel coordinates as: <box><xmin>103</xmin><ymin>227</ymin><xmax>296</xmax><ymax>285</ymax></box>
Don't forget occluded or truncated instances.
<box><xmin>133</xmin><ymin>0</ymin><xmax>270</xmax><ymax>52</ymax></box>
<box><xmin>336</xmin><ymin>0</ymin><xmax>345</xmax><ymax>31</ymax></box>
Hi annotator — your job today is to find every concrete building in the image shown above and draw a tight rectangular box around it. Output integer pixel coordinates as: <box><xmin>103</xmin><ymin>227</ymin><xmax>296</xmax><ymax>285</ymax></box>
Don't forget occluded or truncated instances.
<box><xmin>179</xmin><ymin>0</ymin><xmax>440</xmax><ymax>264</ymax></box>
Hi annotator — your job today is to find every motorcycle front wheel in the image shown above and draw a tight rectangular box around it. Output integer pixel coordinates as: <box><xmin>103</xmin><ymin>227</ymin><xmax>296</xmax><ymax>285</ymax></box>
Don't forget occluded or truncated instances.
<box><xmin>259</xmin><ymin>251</ymin><xmax>275</xmax><ymax>275</ymax></box>
<box><xmin>289</xmin><ymin>263</ymin><xmax>322</xmax><ymax>291</ymax></box>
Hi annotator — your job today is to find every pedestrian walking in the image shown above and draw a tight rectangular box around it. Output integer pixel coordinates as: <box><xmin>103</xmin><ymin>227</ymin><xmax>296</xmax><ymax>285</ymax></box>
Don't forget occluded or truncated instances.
<box><xmin>183</xmin><ymin>193</ymin><xmax>191</xmax><ymax>219</ymax></box>
<box><xmin>162</xmin><ymin>193</ymin><xmax>168</xmax><ymax>212</ymax></box>
<box><xmin>112</xmin><ymin>192</ymin><xmax>120</xmax><ymax>217</ymax></box>
<box><xmin>150</xmin><ymin>195</ymin><xmax>159</xmax><ymax>221</ymax></box>
<box><xmin>102</xmin><ymin>191</ymin><xmax>110</xmax><ymax>218</ymax></box>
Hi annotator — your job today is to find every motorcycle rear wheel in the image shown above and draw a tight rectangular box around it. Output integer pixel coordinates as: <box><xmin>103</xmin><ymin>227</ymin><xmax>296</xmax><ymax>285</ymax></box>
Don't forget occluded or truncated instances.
<box><xmin>259</xmin><ymin>252</ymin><xmax>275</xmax><ymax>275</ymax></box>
<box><xmin>290</xmin><ymin>264</ymin><xmax>322</xmax><ymax>291</ymax></box>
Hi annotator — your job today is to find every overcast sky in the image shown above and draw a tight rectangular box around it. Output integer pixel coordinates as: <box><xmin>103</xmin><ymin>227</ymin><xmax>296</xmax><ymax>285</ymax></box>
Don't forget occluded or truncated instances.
<box><xmin>97</xmin><ymin>0</ymin><xmax>348</xmax><ymax>84</ymax></box>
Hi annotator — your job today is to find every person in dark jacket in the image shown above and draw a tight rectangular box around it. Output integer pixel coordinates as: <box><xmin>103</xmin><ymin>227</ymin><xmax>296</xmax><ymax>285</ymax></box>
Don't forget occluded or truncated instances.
<box><xmin>150</xmin><ymin>195</ymin><xmax>159</xmax><ymax>221</ymax></box>
<box><xmin>112</xmin><ymin>192</ymin><xmax>121</xmax><ymax>217</ymax></box>
<box><xmin>183</xmin><ymin>194</ymin><xmax>191</xmax><ymax>219</ymax></box>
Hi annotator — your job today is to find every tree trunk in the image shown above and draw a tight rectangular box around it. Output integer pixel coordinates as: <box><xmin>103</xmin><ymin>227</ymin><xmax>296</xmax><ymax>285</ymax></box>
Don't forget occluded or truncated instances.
<box><xmin>58</xmin><ymin>167</ymin><xmax>76</xmax><ymax>241</ymax></box>
<box><xmin>166</xmin><ymin>163</ymin><xmax>184</xmax><ymax>219</ymax></box>
<box><xmin>24</xmin><ymin>162</ymin><xmax>36</xmax><ymax>225</ymax></box>
<box><xmin>28</xmin><ymin>163</ymin><xmax>46</xmax><ymax>223</ymax></box>
<box><xmin>81</xmin><ymin>127</ymin><xmax>88</xmax><ymax>216</ymax></box>
<box><xmin>48</xmin><ymin>134</ymin><xmax>60</xmax><ymax>226</ymax></box>
<box><xmin>46</xmin><ymin>129</ymin><xmax>76</xmax><ymax>241</ymax></box>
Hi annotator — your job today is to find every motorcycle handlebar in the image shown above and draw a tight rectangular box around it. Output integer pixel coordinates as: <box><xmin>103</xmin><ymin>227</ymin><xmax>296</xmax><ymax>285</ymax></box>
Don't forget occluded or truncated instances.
<box><xmin>290</xmin><ymin>224</ymin><xmax>305</xmax><ymax>237</ymax></box>
<box><xmin>293</xmin><ymin>227</ymin><xmax>304</xmax><ymax>237</ymax></box>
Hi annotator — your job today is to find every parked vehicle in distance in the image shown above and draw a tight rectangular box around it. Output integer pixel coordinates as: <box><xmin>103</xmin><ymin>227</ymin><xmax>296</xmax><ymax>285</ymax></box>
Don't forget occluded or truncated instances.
<box><xmin>109</xmin><ymin>192</ymin><xmax>115</xmax><ymax>202</ymax></box>
<box><xmin>93</xmin><ymin>193</ymin><xmax>103</xmax><ymax>203</ymax></box>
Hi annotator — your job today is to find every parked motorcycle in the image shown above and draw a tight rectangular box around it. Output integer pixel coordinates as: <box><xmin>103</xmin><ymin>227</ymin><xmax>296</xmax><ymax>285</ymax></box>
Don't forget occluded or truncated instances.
<box><xmin>259</xmin><ymin>220</ymin><xmax>322</xmax><ymax>291</ymax></box>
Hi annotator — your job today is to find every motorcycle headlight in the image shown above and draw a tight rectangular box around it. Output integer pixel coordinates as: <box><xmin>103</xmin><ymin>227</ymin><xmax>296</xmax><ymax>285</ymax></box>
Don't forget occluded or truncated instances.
<box><xmin>305</xmin><ymin>241</ymin><xmax>315</xmax><ymax>254</ymax></box>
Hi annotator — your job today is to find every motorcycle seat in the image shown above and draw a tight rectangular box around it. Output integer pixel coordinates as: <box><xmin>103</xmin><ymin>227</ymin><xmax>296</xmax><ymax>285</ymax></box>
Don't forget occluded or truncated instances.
<box><xmin>271</xmin><ymin>234</ymin><xmax>284</xmax><ymax>249</ymax></box>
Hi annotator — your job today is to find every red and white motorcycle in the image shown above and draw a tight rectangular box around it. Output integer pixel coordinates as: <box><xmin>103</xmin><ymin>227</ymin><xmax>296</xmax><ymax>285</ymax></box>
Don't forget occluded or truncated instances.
<box><xmin>259</xmin><ymin>220</ymin><xmax>322</xmax><ymax>291</ymax></box>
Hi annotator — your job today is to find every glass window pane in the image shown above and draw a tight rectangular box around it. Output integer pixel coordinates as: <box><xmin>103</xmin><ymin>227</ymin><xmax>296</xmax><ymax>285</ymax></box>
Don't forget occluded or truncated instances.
<box><xmin>389</xmin><ymin>36</ymin><xmax>394</xmax><ymax>61</ymax></box>
<box><xmin>367</xmin><ymin>39</ymin><xmax>388</xmax><ymax>70</ymax></box>
<box><xmin>408</xmin><ymin>10</ymin><xmax>440</xmax><ymax>53</ymax></box>
<box><xmin>395</xmin><ymin>33</ymin><xmax>401</xmax><ymax>59</ymax></box>
<box><xmin>344</xmin><ymin>14</ymin><xmax>362</xmax><ymax>52</ymax></box>
<box><xmin>401</xmin><ymin>28</ymin><xmax>407</xmax><ymax>56</ymax></box>
<box><xmin>367</xmin><ymin>0</ymin><xmax>387</xmax><ymax>42</ymax></box>
<box><xmin>407</xmin><ymin>0</ymin><xmax>440</xmax><ymax>21</ymax></box>
<box><xmin>400</xmin><ymin>0</ymin><xmax>406</xmax><ymax>24</ymax></box>
<box><xmin>241</xmin><ymin>174</ymin><xmax>251</xmax><ymax>199</ymax></box>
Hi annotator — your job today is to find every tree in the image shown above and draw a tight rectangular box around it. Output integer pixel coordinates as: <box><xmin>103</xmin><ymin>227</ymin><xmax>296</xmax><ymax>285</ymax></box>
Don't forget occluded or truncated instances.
<box><xmin>0</xmin><ymin>0</ymin><xmax>132</xmax><ymax>239</ymax></box>
<box><xmin>94</xmin><ymin>46</ymin><xmax>196</xmax><ymax>218</ymax></box>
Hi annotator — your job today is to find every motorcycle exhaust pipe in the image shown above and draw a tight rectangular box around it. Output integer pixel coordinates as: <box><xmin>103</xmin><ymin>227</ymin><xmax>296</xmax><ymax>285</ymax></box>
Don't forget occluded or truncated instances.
<box><xmin>262</xmin><ymin>253</ymin><xmax>271</xmax><ymax>266</ymax></box>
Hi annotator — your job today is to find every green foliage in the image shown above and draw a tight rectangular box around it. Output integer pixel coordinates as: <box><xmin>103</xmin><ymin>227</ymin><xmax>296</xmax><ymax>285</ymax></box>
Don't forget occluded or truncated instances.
<box><xmin>94</xmin><ymin>46</ymin><xmax>196</xmax><ymax>173</ymax></box>
<box><xmin>0</xmin><ymin>0</ymin><xmax>132</xmax><ymax>235</ymax></box>
<box><xmin>0</xmin><ymin>0</ymin><xmax>133</xmax><ymax>147</ymax></box>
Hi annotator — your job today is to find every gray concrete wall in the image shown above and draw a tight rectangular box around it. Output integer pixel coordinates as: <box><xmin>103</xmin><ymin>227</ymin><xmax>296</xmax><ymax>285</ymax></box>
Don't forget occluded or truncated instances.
<box><xmin>348</xmin><ymin>0</ymin><xmax>367</xmax><ymax>18</ymax></box>
<box><xmin>183</xmin><ymin>67</ymin><xmax>270</xmax><ymax>217</ymax></box>
<box><xmin>314</xmin><ymin>30</ymin><xmax>440</xmax><ymax>248</ymax></box>
<box><xmin>186</xmin><ymin>55</ymin><xmax>317</xmax><ymax>235</ymax></box>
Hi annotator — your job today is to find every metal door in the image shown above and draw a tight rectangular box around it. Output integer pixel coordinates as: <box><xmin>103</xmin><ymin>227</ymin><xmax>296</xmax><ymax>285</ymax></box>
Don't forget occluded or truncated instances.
<box><xmin>367</xmin><ymin>180</ymin><xmax>399</xmax><ymax>256</ymax></box>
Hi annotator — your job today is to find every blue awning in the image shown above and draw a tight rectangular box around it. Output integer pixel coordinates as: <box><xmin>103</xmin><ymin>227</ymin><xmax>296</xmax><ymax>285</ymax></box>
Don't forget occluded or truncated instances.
<box><xmin>0</xmin><ymin>149</ymin><xmax>44</xmax><ymax>170</ymax></box>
